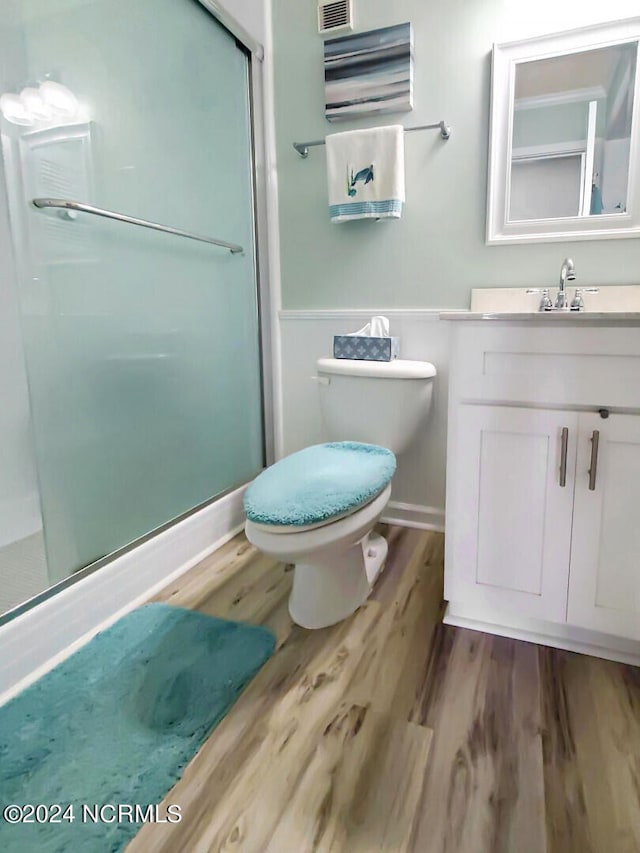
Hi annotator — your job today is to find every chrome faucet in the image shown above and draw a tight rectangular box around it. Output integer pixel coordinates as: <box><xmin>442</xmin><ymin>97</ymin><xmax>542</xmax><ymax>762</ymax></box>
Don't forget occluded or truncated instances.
<box><xmin>527</xmin><ymin>259</ymin><xmax>599</xmax><ymax>311</ymax></box>
<box><xmin>556</xmin><ymin>258</ymin><xmax>575</xmax><ymax>309</ymax></box>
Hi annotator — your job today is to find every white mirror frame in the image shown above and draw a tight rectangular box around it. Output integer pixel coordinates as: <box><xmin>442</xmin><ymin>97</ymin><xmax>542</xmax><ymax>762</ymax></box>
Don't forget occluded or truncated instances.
<box><xmin>487</xmin><ymin>17</ymin><xmax>640</xmax><ymax>244</ymax></box>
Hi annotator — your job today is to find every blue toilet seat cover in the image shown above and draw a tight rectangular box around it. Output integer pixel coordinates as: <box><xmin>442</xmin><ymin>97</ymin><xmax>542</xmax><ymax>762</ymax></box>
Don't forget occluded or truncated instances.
<box><xmin>244</xmin><ymin>442</ymin><xmax>396</xmax><ymax>527</ymax></box>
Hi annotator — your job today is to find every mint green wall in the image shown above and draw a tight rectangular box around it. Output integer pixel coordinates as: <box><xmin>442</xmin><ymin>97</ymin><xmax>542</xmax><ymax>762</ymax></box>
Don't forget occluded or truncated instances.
<box><xmin>273</xmin><ymin>0</ymin><xmax>640</xmax><ymax>309</ymax></box>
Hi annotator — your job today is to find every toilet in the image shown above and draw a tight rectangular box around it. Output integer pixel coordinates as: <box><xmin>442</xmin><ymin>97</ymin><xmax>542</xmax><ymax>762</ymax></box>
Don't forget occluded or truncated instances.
<box><xmin>244</xmin><ymin>357</ymin><xmax>436</xmax><ymax>629</ymax></box>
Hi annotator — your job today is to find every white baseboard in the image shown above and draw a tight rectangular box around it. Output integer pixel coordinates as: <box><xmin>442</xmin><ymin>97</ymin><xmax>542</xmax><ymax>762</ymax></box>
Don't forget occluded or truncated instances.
<box><xmin>0</xmin><ymin>485</ymin><xmax>248</xmax><ymax>705</ymax></box>
<box><xmin>381</xmin><ymin>501</ymin><xmax>445</xmax><ymax>532</ymax></box>
<box><xmin>444</xmin><ymin>602</ymin><xmax>640</xmax><ymax>667</ymax></box>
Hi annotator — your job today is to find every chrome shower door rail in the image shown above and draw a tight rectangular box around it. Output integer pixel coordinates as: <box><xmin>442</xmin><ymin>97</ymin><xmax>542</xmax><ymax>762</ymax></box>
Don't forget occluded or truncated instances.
<box><xmin>32</xmin><ymin>198</ymin><xmax>244</xmax><ymax>254</ymax></box>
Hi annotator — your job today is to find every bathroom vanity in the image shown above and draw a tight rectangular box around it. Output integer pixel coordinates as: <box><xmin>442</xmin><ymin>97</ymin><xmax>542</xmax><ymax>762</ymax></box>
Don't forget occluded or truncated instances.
<box><xmin>442</xmin><ymin>303</ymin><xmax>640</xmax><ymax>663</ymax></box>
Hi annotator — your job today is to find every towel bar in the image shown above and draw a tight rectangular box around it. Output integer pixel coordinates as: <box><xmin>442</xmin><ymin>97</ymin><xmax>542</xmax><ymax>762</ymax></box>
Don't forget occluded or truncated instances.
<box><xmin>292</xmin><ymin>121</ymin><xmax>451</xmax><ymax>157</ymax></box>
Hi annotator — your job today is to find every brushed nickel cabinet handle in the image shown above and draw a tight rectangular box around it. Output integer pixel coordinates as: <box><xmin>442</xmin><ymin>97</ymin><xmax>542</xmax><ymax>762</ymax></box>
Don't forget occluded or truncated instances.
<box><xmin>588</xmin><ymin>429</ymin><xmax>600</xmax><ymax>491</ymax></box>
<box><xmin>559</xmin><ymin>427</ymin><xmax>569</xmax><ymax>487</ymax></box>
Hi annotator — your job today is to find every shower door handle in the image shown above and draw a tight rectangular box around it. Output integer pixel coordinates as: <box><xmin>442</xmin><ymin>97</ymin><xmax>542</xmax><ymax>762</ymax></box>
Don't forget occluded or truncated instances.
<box><xmin>32</xmin><ymin>198</ymin><xmax>244</xmax><ymax>254</ymax></box>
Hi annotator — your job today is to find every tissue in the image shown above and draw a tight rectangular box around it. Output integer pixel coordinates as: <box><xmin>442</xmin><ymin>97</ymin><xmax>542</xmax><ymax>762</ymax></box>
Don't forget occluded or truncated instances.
<box><xmin>346</xmin><ymin>316</ymin><xmax>390</xmax><ymax>338</ymax></box>
<box><xmin>333</xmin><ymin>315</ymin><xmax>400</xmax><ymax>362</ymax></box>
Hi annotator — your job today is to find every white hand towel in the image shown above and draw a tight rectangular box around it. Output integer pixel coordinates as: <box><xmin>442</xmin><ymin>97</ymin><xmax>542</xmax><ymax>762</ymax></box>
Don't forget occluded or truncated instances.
<box><xmin>326</xmin><ymin>125</ymin><xmax>405</xmax><ymax>223</ymax></box>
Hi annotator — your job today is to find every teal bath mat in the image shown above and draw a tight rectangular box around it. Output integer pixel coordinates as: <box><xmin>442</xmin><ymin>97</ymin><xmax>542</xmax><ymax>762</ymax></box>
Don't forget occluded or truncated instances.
<box><xmin>0</xmin><ymin>603</ymin><xmax>275</xmax><ymax>852</ymax></box>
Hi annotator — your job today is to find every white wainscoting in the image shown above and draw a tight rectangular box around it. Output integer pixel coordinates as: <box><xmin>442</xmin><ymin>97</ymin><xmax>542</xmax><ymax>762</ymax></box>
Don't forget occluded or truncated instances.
<box><xmin>0</xmin><ymin>485</ymin><xmax>247</xmax><ymax>704</ymax></box>
<box><xmin>279</xmin><ymin>309</ymin><xmax>453</xmax><ymax>527</ymax></box>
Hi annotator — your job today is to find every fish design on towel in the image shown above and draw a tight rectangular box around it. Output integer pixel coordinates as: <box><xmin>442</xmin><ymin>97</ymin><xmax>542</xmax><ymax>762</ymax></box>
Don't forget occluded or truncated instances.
<box><xmin>347</xmin><ymin>164</ymin><xmax>374</xmax><ymax>197</ymax></box>
<box><xmin>327</xmin><ymin>126</ymin><xmax>404</xmax><ymax>222</ymax></box>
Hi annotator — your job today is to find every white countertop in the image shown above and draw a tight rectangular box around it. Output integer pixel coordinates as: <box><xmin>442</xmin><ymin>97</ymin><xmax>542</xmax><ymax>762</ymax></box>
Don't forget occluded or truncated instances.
<box><xmin>448</xmin><ymin>285</ymin><xmax>640</xmax><ymax>321</ymax></box>
<box><xmin>440</xmin><ymin>311</ymin><xmax>640</xmax><ymax>322</ymax></box>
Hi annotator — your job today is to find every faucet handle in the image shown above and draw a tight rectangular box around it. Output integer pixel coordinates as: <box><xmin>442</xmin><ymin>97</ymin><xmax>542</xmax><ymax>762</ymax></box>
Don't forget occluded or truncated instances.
<box><xmin>570</xmin><ymin>287</ymin><xmax>599</xmax><ymax>311</ymax></box>
<box><xmin>526</xmin><ymin>288</ymin><xmax>553</xmax><ymax>311</ymax></box>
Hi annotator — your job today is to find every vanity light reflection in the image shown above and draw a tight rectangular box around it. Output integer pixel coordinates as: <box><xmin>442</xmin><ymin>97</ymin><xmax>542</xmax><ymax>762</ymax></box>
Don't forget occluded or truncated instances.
<box><xmin>0</xmin><ymin>81</ymin><xmax>84</xmax><ymax>126</ymax></box>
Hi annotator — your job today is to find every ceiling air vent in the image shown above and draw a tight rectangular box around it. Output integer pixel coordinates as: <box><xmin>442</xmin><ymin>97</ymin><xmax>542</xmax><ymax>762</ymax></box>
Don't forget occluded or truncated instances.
<box><xmin>318</xmin><ymin>0</ymin><xmax>353</xmax><ymax>35</ymax></box>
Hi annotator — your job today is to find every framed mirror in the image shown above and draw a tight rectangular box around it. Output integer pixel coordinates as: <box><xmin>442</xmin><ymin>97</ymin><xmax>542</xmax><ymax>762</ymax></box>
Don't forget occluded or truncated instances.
<box><xmin>487</xmin><ymin>17</ymin><xmax>640</xmax><ymax>244</ymax></box>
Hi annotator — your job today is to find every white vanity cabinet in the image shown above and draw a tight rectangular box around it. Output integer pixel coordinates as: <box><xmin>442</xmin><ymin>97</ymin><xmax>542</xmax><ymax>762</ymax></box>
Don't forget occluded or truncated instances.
<box><xmin>443</xmin><ymin>318</ymin><xmax>640</xmax><ymax>662</ymax></box>
<box><xmin>568</xmin><ymin>412</ymin><xmax>640</xmax><ymax>639</ymax></box>
<box><xmin>446</xmin><ymin>404</ymin><xmax>576</xmax><ymax>623</ymax></box>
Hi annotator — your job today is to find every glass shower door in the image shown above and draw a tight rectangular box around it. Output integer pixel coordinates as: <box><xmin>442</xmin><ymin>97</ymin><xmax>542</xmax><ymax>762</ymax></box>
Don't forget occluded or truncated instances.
<box><xmin>2</xmin><ymin>0</ymin><xmax>264</xmax><ymax>583</ymax></box>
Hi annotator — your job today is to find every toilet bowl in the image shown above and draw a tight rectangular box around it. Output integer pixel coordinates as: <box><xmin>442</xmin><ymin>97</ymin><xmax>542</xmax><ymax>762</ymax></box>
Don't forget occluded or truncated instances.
<box><xmin>244</xmin><ymin>358</ymin><xmax>436</xmax><ymax>629</ymax></box>
<box><xmin>246</xmin><ymin>483</ymin><xmax>391</xmax><ymax>628</ymax></box>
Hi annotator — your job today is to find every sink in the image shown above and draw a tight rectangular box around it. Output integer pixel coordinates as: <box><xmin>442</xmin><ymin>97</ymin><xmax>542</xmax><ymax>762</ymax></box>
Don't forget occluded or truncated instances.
<box><xmin>470</xmin><ymin>285</ymin><xmax>640</xmax><ymax>314</ymax></box>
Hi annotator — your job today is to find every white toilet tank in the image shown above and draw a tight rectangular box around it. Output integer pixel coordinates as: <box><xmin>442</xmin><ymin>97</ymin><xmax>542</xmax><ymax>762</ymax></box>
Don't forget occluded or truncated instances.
<box><xmin>316</xmin><ymin>358</ymin><xmax>436</xmax><ymax>456</ymax></box>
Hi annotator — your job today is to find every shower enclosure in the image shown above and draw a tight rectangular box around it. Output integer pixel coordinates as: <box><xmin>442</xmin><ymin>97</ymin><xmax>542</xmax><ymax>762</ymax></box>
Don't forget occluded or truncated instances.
<box><xmin>0</xmin><ymin>0</ymin><xmax>269</xmax><ymax>619</ymax></box>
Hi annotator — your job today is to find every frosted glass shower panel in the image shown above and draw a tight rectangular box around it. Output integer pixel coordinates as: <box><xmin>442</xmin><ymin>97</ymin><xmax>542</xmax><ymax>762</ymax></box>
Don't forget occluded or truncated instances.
<box><xmin>4</xmin><ymin>0</ymin><xmax>263</xmax><ymax>582</ymax></box>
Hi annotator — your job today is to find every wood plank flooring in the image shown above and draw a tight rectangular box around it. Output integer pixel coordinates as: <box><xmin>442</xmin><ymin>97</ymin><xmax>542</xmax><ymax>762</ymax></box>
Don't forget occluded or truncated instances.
<box><xmin>126</xmin><ymin>527</ymin><xmax>640</xmax><ymax>853</ymax></box>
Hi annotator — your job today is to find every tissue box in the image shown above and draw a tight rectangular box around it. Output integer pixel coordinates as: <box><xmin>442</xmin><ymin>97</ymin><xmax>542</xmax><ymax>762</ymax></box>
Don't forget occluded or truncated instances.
<box><xmin>333</xmin><ymin>335</ymin><xmax>400</xmax><ymax>362</ymax></box>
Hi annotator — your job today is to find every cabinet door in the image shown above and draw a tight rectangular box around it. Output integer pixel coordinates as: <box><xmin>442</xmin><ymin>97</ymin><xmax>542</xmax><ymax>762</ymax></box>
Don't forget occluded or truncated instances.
<box><xmin>568</xmin><ymin>413</ymin><xmax>640</xmax><ymax>639</ymax></box>
<box><xmin>446</xmin><ymin>405</ymin><xmax>577</xmax><ymax>621</ymax></box>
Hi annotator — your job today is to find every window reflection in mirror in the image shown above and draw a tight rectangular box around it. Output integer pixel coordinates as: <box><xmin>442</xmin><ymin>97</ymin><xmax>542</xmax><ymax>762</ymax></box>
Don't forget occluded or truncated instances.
<box><xmin>509</xmin><ymin>43</ymin><xmax>637</xmax><ymax>222</ymax></box>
